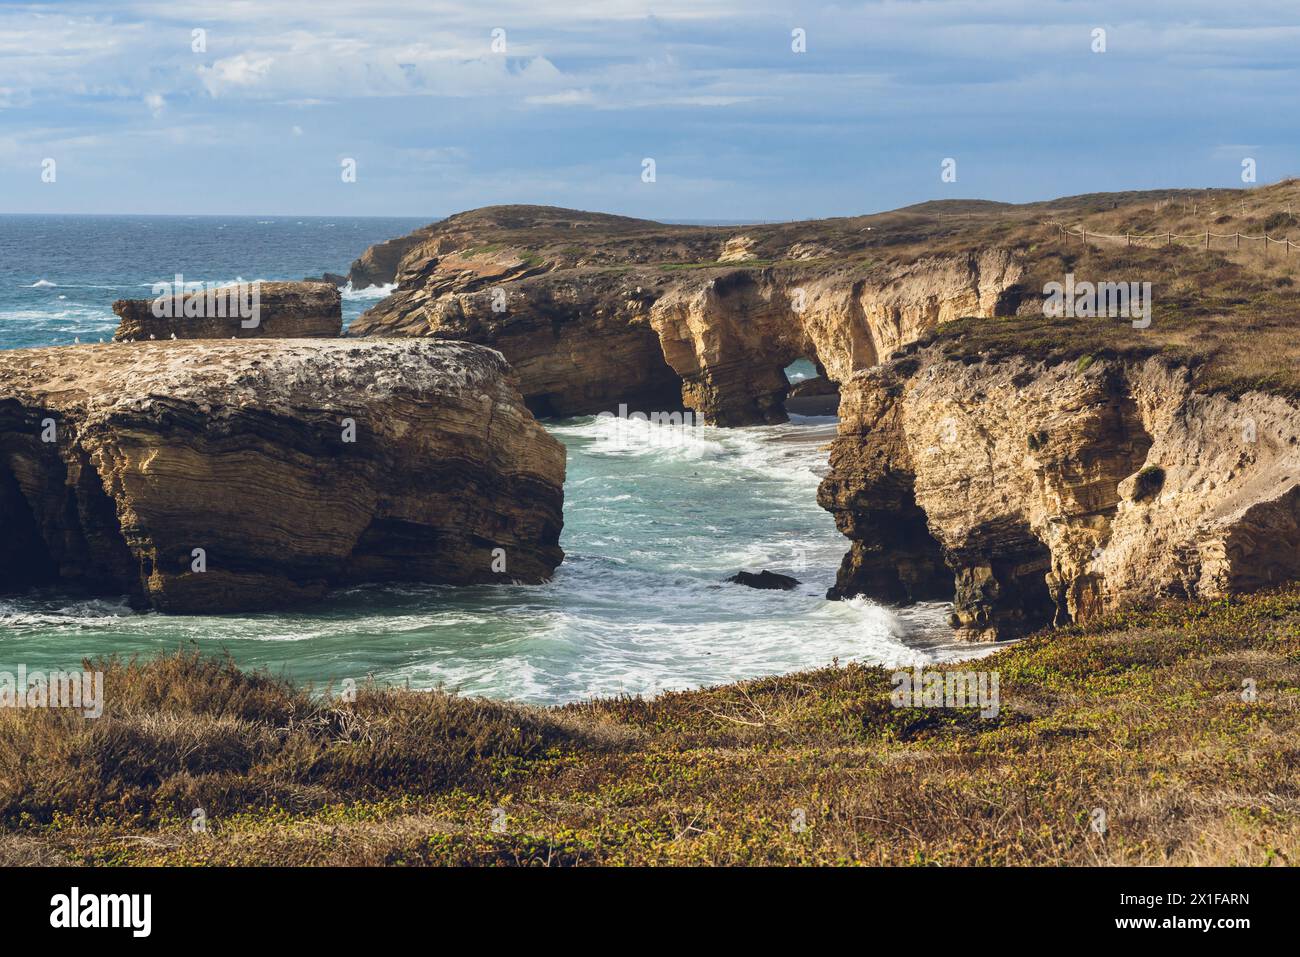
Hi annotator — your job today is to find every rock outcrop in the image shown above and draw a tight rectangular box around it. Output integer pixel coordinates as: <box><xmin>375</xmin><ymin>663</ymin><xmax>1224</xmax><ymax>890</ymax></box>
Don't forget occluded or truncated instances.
<box><xmin>339</xmin><ymin>197</ymin><xmax>1300</xmax><ymax>637</ymax></box>
<box><xmin>820</xmin><ymin>349</ymin><xmax>1300</xmax><ymax>639</ymax></box>
<box><xmin>726</xmin><ymin>570</ymin><xmax>801</xmax><ymax>590</ymax></box>
<box><xmin>0</xmin><ymin>340</ymin><xmax>565</xmax><ymax>613</ymax></box>
<box><xmin>646</xmin><ymin>250</ymin><xmax>1021</xmax><ymax>425</ymax></box>
<box><xmin>354</xmin><ymin>271</ymin><xmax>685</xmax><ymax>419</ymax></box>
<box><xmin>348</xmin><ymin>206</ymin><xmax>1023</xmax><ymax>425</ymax></box>
<box><xmin>113</xmin><ymin>281</ymin><xmax>342</xmax><ymax>341</ymax></box>
<box><xmin>347</xmin><ymin>227</ymin><xmax>439</xmax><ymax>288</ymax></box>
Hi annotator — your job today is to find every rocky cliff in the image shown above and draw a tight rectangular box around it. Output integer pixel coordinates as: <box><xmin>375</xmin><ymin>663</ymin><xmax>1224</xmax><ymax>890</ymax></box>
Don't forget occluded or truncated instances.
<box><xmin>113</xmin><ymin>281</ymin><xmax>342</xmax><ymax>341</ymax></box>
<box><xmin>347</xmin><ymin>229</ymin><xmax>438</xmax><ymax>288</ymax></box>
<box><xmin>344</xmin><ymin>192</ymin><xmax>1300</xmax><ymax>637</ymax></box>
<box><xmin>0</xmin><ymin>340</ymin><xmax>565</xmax><ymax>613</ymax></box>
<box><xmin>820</xmin><ymin>348</ymin><xmax>1300</xmax><ymax>639</ymax></box>
<box><xmin>646</xmin><ymin>249</ymin><xmax>1020</xmax><ymax>425</ymax></box>
<box><xmin>347</xmin><ymin>206</ymin><xmax>1023</xmax><ymax>425</ymax></box>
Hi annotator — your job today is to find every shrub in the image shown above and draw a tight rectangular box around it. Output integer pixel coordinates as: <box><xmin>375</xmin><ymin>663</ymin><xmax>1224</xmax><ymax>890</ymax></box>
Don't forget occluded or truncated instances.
<box><xmin>1133</xmin><ymin>465</ymin><xmax>1165</xmax><ymax>501</ymax></box>
<box><xmin>0</xmin><ymin>652</ymin><xmax>597</xmax><ymax>826</ymax></box>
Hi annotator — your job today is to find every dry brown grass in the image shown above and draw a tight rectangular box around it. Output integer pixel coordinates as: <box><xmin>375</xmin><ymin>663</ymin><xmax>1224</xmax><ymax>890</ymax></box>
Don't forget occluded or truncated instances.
<box><xmin>3</xmin><ymin>587</ymin><xmax>1298</xmax><ymax>866</ymax></box>
<box><xmin>0</xmin><ymin>652</ymin><xmax>607</xmax><ymax>831</ymax></box>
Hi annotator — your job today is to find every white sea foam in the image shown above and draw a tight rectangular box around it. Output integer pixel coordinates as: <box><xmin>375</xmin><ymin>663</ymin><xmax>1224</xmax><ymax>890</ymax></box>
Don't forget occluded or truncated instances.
<box><xmin>341</xmin><ymin>281</ymin><xmax>396</xmax><ymax>301</ymax></box>
<box><xmin>558</xmin><ymin>413</ymin><xmax>729</xmax><ymax>462</ymax></box>
<box><xmin>0</xmin><ymin>408</ymin><xmax>972</xmax><ymax>705</ymax></box>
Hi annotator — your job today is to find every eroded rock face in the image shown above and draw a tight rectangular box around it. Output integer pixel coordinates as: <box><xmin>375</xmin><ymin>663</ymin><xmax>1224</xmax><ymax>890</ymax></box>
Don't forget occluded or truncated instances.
<box><xmin>353</xmin><ymin>271</ymin><xmax>684</xmax><ymax>418</ymax></box>
<box><xmin>349</xmin><ymin>207</ymin><xmax>1023</xmax><ymax>426</ymax></box>
<box><xmin>347</xmin><ymin>228</ymin><xmax>438</xmax><ymax>288</ymax></box>
<box><xmin>113</xmin><ymin>281</ymin><xmax>342</xmax><ymax>341</ymax></box>
<box><xmin>0</xmin><ymin>340</ymin><xmax>565</xmax><ymax>612</ymax></box>
<box><xmin>647</xmin><ymin>250</ymin><xmax>1021</xmax><ymax>425</ymax></box>
<box><xmin>821</xmin><ymin>350</ymin><xmax>1300</xmax><ymax>639</ymax></box>
<box><xmin>786</xmin><ymin>376</ymin><xmax>840</xmax><ymax>416</ymax></box>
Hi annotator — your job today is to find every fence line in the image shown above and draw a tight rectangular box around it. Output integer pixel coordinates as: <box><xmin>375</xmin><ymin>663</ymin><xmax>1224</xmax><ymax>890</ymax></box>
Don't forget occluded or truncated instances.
<box><xmin>1042</xmin><ymin>220</ymin><xmax>1300</xmax><ymax>257</ymax></box>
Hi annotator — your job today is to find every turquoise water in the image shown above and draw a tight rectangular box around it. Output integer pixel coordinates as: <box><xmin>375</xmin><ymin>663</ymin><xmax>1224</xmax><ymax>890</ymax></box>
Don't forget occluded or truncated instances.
<box><xmin>0</xmin><ymin>216</ymin><xmax>975</xmax><ymax>704</ymax></box>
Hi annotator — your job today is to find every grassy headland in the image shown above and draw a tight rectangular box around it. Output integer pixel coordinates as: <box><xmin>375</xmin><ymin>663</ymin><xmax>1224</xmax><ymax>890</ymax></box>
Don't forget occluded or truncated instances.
<box><xmin>3</xmin><ymin>585</ymin><xmax>1297</xmax><ymax>866</ymax></box>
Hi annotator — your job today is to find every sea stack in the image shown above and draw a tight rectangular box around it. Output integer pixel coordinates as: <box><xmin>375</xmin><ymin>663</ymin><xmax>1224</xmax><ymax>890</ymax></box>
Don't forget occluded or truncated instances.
<box><xmin>113</xmin><ymin>280</ymin><xmax>342</xmax><ymax>341</ymax></box>
<box><xmin>0</xmin><ymin>339</ymin><xmax>565</xmax><ymax>612</ymax></box>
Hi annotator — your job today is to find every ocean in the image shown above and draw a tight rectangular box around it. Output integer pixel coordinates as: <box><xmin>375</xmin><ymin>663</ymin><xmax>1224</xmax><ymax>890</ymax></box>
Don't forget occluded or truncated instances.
<box><xmin>0</xmin><ymin>214</ymin><xmax>979</xmax><ymax>704</ymax></box>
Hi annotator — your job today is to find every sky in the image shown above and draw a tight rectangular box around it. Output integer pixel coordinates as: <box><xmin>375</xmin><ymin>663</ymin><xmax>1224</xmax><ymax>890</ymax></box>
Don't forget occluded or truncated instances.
<box><xmin>0</xmin><ymin>0</ymin><xmax>1297</xmax><ymax>219</ymax></box>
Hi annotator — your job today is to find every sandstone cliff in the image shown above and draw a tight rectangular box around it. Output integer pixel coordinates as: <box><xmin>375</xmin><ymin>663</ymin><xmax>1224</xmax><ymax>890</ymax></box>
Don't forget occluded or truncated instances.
<box><xmin>347</xmin><ymin>229</ymin><xmax>437</xmax><ymax>288</ymax></box>
<box><xmin>344</xmin><ymin>192</ymin><xmax>1300</xmax><ymax>637</ymax></box>
<box><xmin>820</xmin><ymin>348</ymin><xmax>1300</xmax><ymax>639</ymax></box>
<box><xmin>0</xmin><ymin>340</ymin><xmax>565</xmax><ymax>613</ymax></box>
<box><xmin>347</xmin><ymin>206</ymin><xmax>1023</xmax><ymax>425</ymax></box>
<box><xmin>113</xmin><ymin>281</ymin><xmax>342</xmax><ymax>341</ymax></box>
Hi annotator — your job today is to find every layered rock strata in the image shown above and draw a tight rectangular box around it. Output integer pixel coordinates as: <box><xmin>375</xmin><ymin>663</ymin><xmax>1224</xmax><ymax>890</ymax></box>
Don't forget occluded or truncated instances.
<box><xmin>0</xmin><ymin>340</ymin><xmax>565</xmax><ymax>613</ymax></box>
<box><xmin>113</xmin><ymin>281</ymin><xmax>342</xmax><ymax>341</ymax></box>
<box><xmin>347</xmin><ymin>228</ymin><xmax>438</xmax><ymax>288</ymax></box>
<box><xmin>820</xmin><ymin>349</ymin><xmax>1300</xmax><ymax>639</ymax></box>
<box><xmin>350</xmin><ymin>220</ymin><xmax>1022</xmax><ymax>426</ymax></box>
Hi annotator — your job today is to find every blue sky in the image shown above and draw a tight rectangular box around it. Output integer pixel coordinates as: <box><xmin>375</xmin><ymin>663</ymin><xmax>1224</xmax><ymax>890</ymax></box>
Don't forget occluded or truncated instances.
<box><xmin>1</xmin><ymin>0</ymin><xmax>1297</xmax><ymax>219</ymax></box>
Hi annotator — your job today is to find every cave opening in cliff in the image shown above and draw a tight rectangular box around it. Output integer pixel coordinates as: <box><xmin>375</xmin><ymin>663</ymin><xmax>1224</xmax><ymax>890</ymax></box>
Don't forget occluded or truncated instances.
<box><xmin>0</xmin><ymin>456</ymin><xmax>59</xmax><ymax>589</ymax></box>
<box><xmin>949</xmin><ymin>525</ymin><xmax>1058</xmax><ymax>640</ymax></box>
<box><xmin>782</xmin><ymin>357</ymin><xmax>840</xmax><ymax>417</ymax></box>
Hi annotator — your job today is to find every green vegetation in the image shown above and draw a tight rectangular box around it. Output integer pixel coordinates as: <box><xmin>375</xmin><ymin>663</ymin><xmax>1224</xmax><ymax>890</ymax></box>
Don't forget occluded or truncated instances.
<box><xmin>461</xmin><ymin>242</ymin><xmax>505</xmax><ymax>256</ymax></box>
<box><xmin>4</xmin><ymin>585</ymin><xmax>1299</xmax><ymax>866</ymax></box>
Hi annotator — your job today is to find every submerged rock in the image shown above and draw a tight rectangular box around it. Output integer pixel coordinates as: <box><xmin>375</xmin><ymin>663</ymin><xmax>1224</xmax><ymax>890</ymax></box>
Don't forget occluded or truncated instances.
<box><xmin>726</xmin><ymin>570</ymin><xmax>801</xmax><ymax>590</ymax></box>
<box><xmin>113</xmin><ymin>280</ymin><xmax>341</xmax><ymax>341</ymax></box>
<box><xmin>0</xmin><ymin>340</ymin><xmax>565</xmax><ymax>613</ymax></box>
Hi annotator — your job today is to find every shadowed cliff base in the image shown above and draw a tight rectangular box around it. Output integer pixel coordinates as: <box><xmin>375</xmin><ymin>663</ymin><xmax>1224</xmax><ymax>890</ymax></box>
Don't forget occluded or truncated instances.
<box><xmin>3</xmin><ymin>584</ymin><xmax>1298</xmax><ymax>866</ymax></box>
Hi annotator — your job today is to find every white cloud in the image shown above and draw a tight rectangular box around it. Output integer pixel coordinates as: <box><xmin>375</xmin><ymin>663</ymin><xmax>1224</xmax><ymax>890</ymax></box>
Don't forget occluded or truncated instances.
<box><xmin>2</xmin><ymin>0</ymin><xmax>1297</xmax><ymax>215</ymax></box>
<box><xmin>525</xmin><ymin>89</ymin><xmax>595</xmax><ymax>106</ymax></box>
<box><xmin>199</xmin><ymin>54</ymin><xmax>276</xmax><ymax>97</ymax></box>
